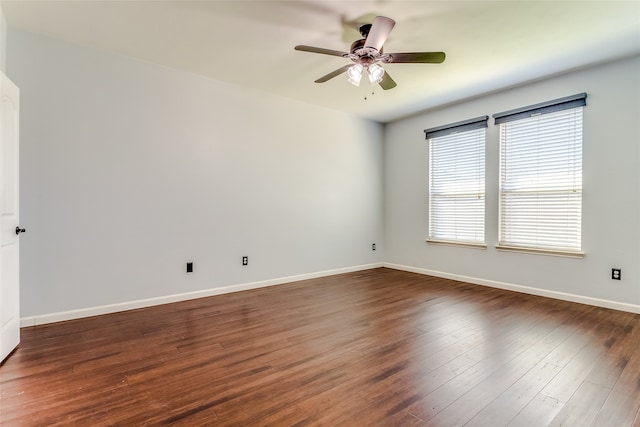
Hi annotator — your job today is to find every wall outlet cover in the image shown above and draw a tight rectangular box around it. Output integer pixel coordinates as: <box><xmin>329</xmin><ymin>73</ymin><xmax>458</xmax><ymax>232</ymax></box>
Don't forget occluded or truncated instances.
<box><xmin>612</xmin><ymin>268</ymin><xmax>621</xmax><ymax>280</ymax></box>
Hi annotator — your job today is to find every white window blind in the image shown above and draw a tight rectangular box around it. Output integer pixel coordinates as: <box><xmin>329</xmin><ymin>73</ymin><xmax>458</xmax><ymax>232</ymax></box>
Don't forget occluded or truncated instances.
<box><xmin>426</xmin><ymin>116</ymin><xmax>487</xmax><ymax>245</ymax></box>
<box><xmin>495</xmin><ymin>93</ymin><xmax>586</xmax><ymax>254</ymax></box>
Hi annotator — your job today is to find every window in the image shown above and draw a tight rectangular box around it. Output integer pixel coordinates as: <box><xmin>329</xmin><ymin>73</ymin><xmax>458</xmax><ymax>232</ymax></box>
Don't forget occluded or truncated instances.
<box><xmin>494</xmin><ymin>93</ymin><xmax>586</xmax><ymax>256</ymax></box>
<box><xmin>426</xmin><ymin>116</ymin><xmax>488</xmax><ymax>246</ymax></box>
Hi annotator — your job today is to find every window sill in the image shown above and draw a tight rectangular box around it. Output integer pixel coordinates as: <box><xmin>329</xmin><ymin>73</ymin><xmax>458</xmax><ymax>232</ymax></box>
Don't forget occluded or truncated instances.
<box><xmin>495</xmin><ymin>245</ymin><xmax>584</xmax><ymax>258</ymax></box>
<box><xmin>426</xmin><ymin>239</ymin><xmax>487</xmax><ymax>250</ymax></box>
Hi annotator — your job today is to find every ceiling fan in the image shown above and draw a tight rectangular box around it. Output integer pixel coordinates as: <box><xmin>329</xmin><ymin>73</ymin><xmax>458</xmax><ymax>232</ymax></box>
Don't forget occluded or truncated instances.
<box><xmin>295</xmin><ymin>16</ymin><xmax>446</xmax><ymax>90</ymax></box>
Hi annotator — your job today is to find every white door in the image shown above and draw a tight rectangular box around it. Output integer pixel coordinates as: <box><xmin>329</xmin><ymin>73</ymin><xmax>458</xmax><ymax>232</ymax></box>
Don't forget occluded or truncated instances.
<box><xmin>0</xmin><ymin>72</ymin><xmax>21</xmax><ymax>363</ymax></box>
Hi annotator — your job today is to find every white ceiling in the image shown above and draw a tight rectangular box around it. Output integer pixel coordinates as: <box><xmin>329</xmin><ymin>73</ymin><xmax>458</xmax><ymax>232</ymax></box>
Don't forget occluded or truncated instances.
<box><xmin>3</xmin><ymin>1</ymin><xmax>640</xmax><ymax>122</ymax></box>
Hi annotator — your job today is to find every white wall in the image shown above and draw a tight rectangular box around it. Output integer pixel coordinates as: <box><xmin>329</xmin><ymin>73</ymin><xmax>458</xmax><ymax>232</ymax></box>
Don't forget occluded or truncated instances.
<box><xmin>385</xmin><ymin>56</ymin><xmax>640</xmax><ymax>309</ymax></box>
<box><xmin>8</xmin><ymin>29</ymin><xmax>384</xmax><ymax>318</ymax></box>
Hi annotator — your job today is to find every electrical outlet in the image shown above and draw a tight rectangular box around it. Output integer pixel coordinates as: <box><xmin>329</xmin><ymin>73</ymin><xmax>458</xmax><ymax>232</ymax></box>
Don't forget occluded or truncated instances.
<box><xmin>186</xmin><ymin>262</ymin><xmax>193</xmax><ymax>273</ymax></box>
<box><xmin>242</xmin><ymin>256</ymin><xmax>248</xmax><ymax>266</ymax></box>
<box><xmin>612</xmin><ymin>268</ymin><xmax>621</xmax><ymax>280</ymax></box>
<box><xmin>372</xmin><ymin>243</ymin><xmax>376</xmax><ymax>251</ymax></box>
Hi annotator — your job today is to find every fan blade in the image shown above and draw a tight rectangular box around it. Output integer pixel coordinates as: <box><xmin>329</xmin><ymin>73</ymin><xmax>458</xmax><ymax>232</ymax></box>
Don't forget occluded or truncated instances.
<box><xmin>385</xmin><ymin>52</ymin><xmax>446</xmax><ymax>63</ymax></box>
<box><xmin>315</xmin><ymin>65</ymin><xmax>352</xmax><ymax>83</ymax></box>
<box><xmin>341</xmin><ymin>13</ymin><xmax>378</xmax><ymax>42</ymax></box>
<box><xmin>379</xmin><ymin>71</ymin><xmax>397</xmax><ymax>90</ymax></box>
<box><xmin>365</xmin><ymin>16</ymin><xmax>395</xmax><ymax>51</ymax></box>
<box><xmin>295</xmin><ymin>45</ymin><xmax>349</xmax><ymax>58</ymax></box>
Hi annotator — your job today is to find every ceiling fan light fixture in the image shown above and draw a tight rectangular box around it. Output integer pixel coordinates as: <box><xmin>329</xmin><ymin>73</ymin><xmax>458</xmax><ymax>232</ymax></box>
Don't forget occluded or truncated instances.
<box><xmin>368</xmin><ymin>63</ymin><xmax>385</xmax><ymax>85</ymax></box>
<box><xmin>295</xmin><ymin>15</ymin><xmax>445</xmax><ymax>91</ymax></box>
<box><xmin>347</xmin><ymin>64</ymin><xmax>364</xmax><ymax>86</ymax></box>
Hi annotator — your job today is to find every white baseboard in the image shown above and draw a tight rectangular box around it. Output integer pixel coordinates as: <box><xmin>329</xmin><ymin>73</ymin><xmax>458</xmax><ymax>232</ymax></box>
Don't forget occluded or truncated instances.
<box><xmin>22</xmin><ymin>261</ymin><xmax>638</xmax><ymax>327</ymax></box>
<box><xmin>20</xmin><ymin>263</ymin><xmax>384</xmax><ymax>327</ymax></box>
<box><xmin>383</xmin><ymin>262</ymin><xmax>640</xmax><ymax>314</ymax></box>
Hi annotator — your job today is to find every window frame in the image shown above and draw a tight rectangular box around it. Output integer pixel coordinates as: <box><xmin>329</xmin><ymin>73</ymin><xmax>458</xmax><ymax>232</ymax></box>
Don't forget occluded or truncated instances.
<box><xmin>493</xmin><ymin>93</ymin><xmax>586</xmax><ymax>257</ymax></box>
<box><xmin>425</xmin><ymin>116</ymin><xmax>488</xmax><ymax>248</ymax></box>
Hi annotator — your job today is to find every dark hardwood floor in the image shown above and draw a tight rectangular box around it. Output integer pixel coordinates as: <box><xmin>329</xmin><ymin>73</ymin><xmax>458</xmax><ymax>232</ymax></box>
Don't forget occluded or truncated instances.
<box><xmin>1</xmin><ymin>268</ymin><xmax>639</xmax><ymax>426</ymax></box>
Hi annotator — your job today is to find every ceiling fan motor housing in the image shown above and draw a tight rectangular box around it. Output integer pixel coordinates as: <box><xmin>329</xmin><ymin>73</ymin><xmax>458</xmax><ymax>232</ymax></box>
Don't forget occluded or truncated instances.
<box><xmin>350</xmin><ymin>39</ymin><xmax>382</xmax><ymax>64</ymax></box>
<box><xmin>359</xmin><ymin>23</ymin><xmax>372</xmax><ymax>38</ymax></box>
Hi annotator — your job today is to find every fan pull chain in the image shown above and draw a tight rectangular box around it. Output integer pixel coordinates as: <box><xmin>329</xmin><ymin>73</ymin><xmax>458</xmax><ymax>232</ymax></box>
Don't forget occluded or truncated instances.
<box><xmin>364</xmin><ymin>88</ymin><xmax>376</xmax><ymax>101</ymax></box>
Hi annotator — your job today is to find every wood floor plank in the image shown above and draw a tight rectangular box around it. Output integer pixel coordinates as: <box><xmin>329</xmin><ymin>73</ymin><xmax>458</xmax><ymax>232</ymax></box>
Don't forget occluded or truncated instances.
<box><xmin>539</xmin><ymin>336</ymin><xmax>606</xmax><ymax>403</ymax></box>
<box><xmin>466</xmin><ymin>359</ymin><xmax>563</xmax><ymax>426</ymax></box>
<box><xmin>591</xmin><ymin>318</ymin><xmax>640</xmax><ymax>427</ymax></box>
<box><xmin>420</xmin><ymin>338</ymin><xmax>558</xmax><ymax>425</ymax></box>
<box><xmin>1</xmin><ymin>268</ymin><xmax>639</xmax><ymax>426</ymax></box>
<box><xmin>583</xmin><ymin>315</ymin><xmax>640</xmax><ymax>390</ymax></box>
<box><xmin>548</xmin><ymin>380</ymin><xmax>611</xmax><ymax>427</ymax></box>
<box><xmin>507</xmin><ymin>393</ymin><xmax>564</xmax><ymax>427</ymax></box>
